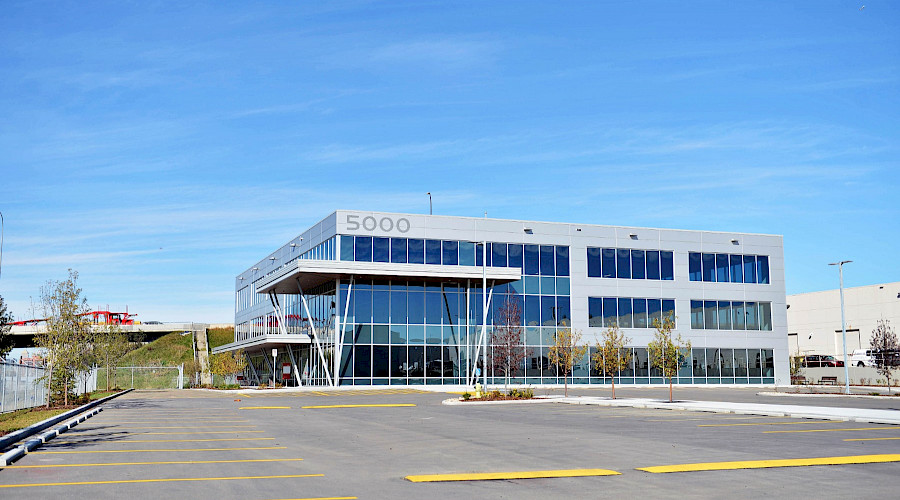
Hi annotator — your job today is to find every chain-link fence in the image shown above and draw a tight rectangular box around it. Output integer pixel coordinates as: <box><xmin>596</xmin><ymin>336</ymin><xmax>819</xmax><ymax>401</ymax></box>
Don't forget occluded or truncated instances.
<box><xmin>0</xmin><ymin>362</ymin><xmax>49</xmax><ymax>413</ymax></box>
<box><xmin>95</xmin><ymin>366</ymin><xmax>184</xmax><ymax>390</ymax></box>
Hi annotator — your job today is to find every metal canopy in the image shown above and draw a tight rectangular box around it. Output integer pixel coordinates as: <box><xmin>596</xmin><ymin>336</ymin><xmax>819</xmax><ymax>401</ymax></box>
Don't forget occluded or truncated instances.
<box><xmin>254</xmin><ymin>259</ymin><xmax>522</xmax><ymax>295</ymax></box>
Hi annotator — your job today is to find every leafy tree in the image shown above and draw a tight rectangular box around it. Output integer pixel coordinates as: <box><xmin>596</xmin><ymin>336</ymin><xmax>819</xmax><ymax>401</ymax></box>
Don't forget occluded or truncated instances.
<box><xmin>870</xmin><ymin>319</ymin><xmax>898</xmax><ymax>393</ymax></box>
<box><xmin>0</xmin><ymin>295</ymin><xmax>14</xmax><ymax>359</ymax></box>
<box><xmin>95</xmin><ymin>323</ymin><xmax>131</xmax><ymax>390</ymax></box>
<box><xmin>210</xmin><ymin>349</ymin><xmax>248</xmax><ymax>386</ymax></box>
<box><xmin>490</xmin><ymin>297</ymin><xmax>529</xmax><ymax>390</ymax></box>
<box><xmin>35</xmin><ymin>269</ymin><xmax>93</xmax><ymax>406</ymax></box>
<box><xmin>548</xmin><ymin>327</ymin><xmax>588</xmax><ymax>397</ymax></box>
<box><xmin>647</xmin><ymin>314</ymin><xmax>691</xmax><ymax>403</ymax></box>
<box><xmin>592</xmin><ymin>324</ymin><xmax>632</xmax><ymax>399</ymax></box>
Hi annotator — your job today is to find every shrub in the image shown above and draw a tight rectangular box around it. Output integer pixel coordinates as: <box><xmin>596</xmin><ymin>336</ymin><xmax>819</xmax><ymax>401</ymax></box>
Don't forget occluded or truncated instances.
<box><xmin>462</xmin><ymin>392</ymin><xmax>471</xmax><ymax>401</ymax></box>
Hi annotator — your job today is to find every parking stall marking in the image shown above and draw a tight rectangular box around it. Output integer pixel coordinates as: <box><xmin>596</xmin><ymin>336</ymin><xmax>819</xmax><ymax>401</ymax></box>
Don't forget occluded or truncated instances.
<box><xmin>698</xmin><ymin>421</ymin><xmax>843</xmax><ymax>427</ymax></box>
<box><xmin>405</xmin><ymin>468</ymin><xmax>622</xmax><ymax>482</ymax></box>
<box><xmin>636</xmin><ymin>454</ymin><xmax>900</xmax><ymax>473</ymax></box>
<box><xmin>3</xmin><ymin>458</ymin><xmax>304</xmax><ymax>469</ymax></box>
<box><xmin>764</xmin><ymin>426</ymin><xmax>900</xmax><ymax>434</ymax></box>
<box><xmin>31</xmin><ymin>446</ymin><xmax>288</xmax><ymax>455</ymax></box>
<box><xmin>0</xmin><ymin>474</ymin><xmax>324</xmax><ymax>489</ymax></box>
<box><xmin>110</xmin><ymin>425</ymin><xmax>256</xmax><ymax>429</ymax></box>
<box><xmin>50</xmin><ymin>437</ymin><xmax>276</xmax><ymax>444</ymax></box>
<box><xmin>301</xmin><ymin>404</ymin><xmax>416</xmax><ymax>409</ymax></box>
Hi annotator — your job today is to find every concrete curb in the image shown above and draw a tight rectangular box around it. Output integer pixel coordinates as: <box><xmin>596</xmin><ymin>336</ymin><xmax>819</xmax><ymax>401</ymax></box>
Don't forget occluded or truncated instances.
<box><xmin>442</xmin><ymin>397</ymin><xmax>560</xmax><ymax>406</ymax></box>
<box><xmin>1</xmin><ymin>389</ymin><xmax>131</xmax><ymax>467</ymax></box>
<box><xmin>758</xmin><ymin>391</ymin><xmax>900</xmax><ymax>400</ymax></box>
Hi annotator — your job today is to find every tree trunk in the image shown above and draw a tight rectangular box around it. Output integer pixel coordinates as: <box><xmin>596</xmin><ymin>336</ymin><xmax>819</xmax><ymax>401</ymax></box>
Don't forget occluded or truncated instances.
<box><xmin>564</xmin><ymin>369</ymin><xmax>568</xmax><ymax>397</ymax></box>
<box><xmin>46</xmin><ymin>362</ymin><xmax>54</xmax><ymax>408</ymax></box>
<box><xmin>669</xmin><ymin>377</ymin><xmax>673</xmax><ymax>402</ymax></box>
<box><xmin>611</xmin><ymin>377</ymin><xmax>616</xmax><ymax>400</ymax></box>
<box><xmin>64</xmin><ymin>377</ymin><xmax>68</xmax><ymax>406</ymax></box>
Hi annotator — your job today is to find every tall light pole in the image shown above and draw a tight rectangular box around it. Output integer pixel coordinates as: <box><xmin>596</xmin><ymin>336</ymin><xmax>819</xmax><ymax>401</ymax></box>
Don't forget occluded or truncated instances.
<box><xmin>829</xmin><ymin>260</ymin><xmax>852</xmax><ymax>395</ymax></box>
<box><xmin>426</xmin><ymin>192</ymin><xmax>432</xmax><ymax>215</ymax></box>
<box><xmin>0</xmin><ymin>210</ymin><xmax>4</xmax><ymax>280</ymax></box>
<box><xmin>482</xmin><ymin>234</ymin><xmax>487</xmax><ymax>390</ymax></box>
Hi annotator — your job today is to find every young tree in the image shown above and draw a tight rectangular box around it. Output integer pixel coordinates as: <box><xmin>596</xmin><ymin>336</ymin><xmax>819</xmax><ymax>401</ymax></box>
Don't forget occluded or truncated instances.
<box><xmin>95</xmin><ymin>323</ymin><xmax>131</xmax><ymax>390</ymax></box>
<box><xmin>647</xmin><ymin>314</ymin><xmax>691</xmax><ymax>403</ymax></box>
<box><xmin>210</xmin><ymin>349</ymin><xmax>248</xmax><ymax>386</ymax></box>
<box><xmin>490</xmin><ymin>297</ymin><xmax>528</xmax><ymax>390</ymax></box>
<box><xmin>0</xmin><ymin>295</ymin><xmax>14</xmax><ymax>360</ymax></box>
<box><xmin>870</xmin><ymin>319</ymin><xmax>898</xmax><ymax>393</ymax></box>
<box><xmin>35</xmin><ymin>270</ymin><xmax>93</xmax><ymax>406</ymax></box>
<box><xmin>592</xmin><ymin>324</ymin><xmax>632</xmax><ymax>399</ymax></box>
<box><xmin>548</xmin><ymin>327</ymin><xmax>588</xmax><ymax>397</ymax></box>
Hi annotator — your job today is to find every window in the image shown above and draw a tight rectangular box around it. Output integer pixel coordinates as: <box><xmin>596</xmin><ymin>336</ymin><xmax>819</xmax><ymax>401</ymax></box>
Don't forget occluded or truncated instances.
<box><xmin>603</xmin><ymin>298</ymin><xmax>617</xmax><ymax>327</ymax></box>
<box><xmin>758</xmin><ymin>302</ymin><xmax>772</xmax><ymax>331</ymax></box>
<box><xmin>662</xmin><ymin>299</ymin><xmax>675</xmax><ymax>322</ymax></box>
<box><xmin>689</xmin><ymin>252</ymin><xmax>702</xmax><ymax>281</ymax></box>
<box><xmin>541</xmin><ymin>296</ymin><xmax>556</xmax><ymax>326</ymax></box>
<box><xmin>458</xmin><ymin>241</ymin><xmax>475</xmax><ymax>266</ymax></box>
<box><xmin>717</xmin><ymin>301</ymin><xmax>731</xmax><ymax>330</ymax></box>
<box><xmin>491</xmin><ymin>243</ymin><xmax>507</xmax><ymax>268</ymax></box>
<box><xmin>540</xmin><ymin>245</ymin><xmax>555</xmax><ymax>275</ymax></box>
<box><xmin>555</xmin><ymin>246</ymin><xmax>569</xmax><ymax>276</ymax></box>
<box><xmin>691</xmin><ymin>300</ymin><xmax>704</xmax><ymax>329</ymax></box>
<box><xmin>557</xmin><ymin>297</ymin><xmax>571</xmax><ymax>326</ymax></box>
<box><xmin>631</xmin><ymin>250</ymin><xmax>645</xmax><ymax>280</ymax></box>
<box><xmin>373</xmin><ymin>237</ymin><xmax>390</xmax><ymax>263</ymax></box>
<box><xmin>648</xmin><ymin>299</ymin><xmax>662</xmax><ymax>326</ymax></box>
<box><xmin>732</xmin><ymin>301</ymin><xmax>745</xmax><ymax>329</ymax></box>
<box><xmin>646</xmin><ymin>251</ymin><xmax>660</xmax><ymax>280</ymax></box>
<box><xmin>702</xmin><ymin>253</ymin><xmax>715</xmax><ymax>282</ymax></box>
<box><xmin>524</xmin><ymin>295</ymin><xmax>540</xmax><ymax>326</ymax></box>
<box><xmin>704</xmin><ymin>301</ymin><xmax>717</xmax><ymax>330</ymax></box>
<box><xmin>441</xmin><ymin>240</ymin><xmax>458</xmax><ymax>266</ymax></box>
<box><xmin>341</xmin><ymin>236</ymin><xmax>354</xmax><ymax>261</ymax></box>
<box><xmin>425</xmin><ymin>240</ymin><xmax>441</xmax><ymax>265</ymax></box>
<box><xmin>408</xmin><ymin>239</ymin><xmax>424</xmax><ymax>264</ymax></box>
<box><xmin>508</xmin><ymin>244</ymin><xmax>524</xmax><ymax>269</ymax></box>
<box><xmin>743</xmin><ymin>255</ymin><xmax>757</xmax><ymax>284</ymax></box>
<box><xmin>524</xmin><ymin>245</ymin><xmax>540</xmax><ymax>275</ymax></box>
<box><xmin>715</xmin><ymin>254</ymin><xmax>729</xmax><ymax>283</ymax></box>
<box><xmin>616</xmin><ymin>249</ymin><xmax>631</xmax><ymax>279</ymax></box>
<box><xmin>589</xmin><ymin>297</ymin><xmax>603</xmax><ymax>327</ymax></box>
<box><xmin>390</xmin><ymin>238</ymin><xmax>407</xmax><ymax>263</ymax></box>
<box><xmin>601</xmin><ymin>248</ymin><xmax>616</xmax><ymax>278</ymax></box>
<box><xmin>757</xmin><ymin>256</ymin><xmax>770</xmax><ymax>284</ymax></box>
<box><xmin>633</xmin><ymin>299</ymin><xmax>648</xmax><ymax>328</ymax></box>
<box><xmin>354</xmin><ymin>236</ymin><xmax>372</xmax><ymax>262</ymax></box>
<box><xmin>729</xmin><ymin>255</ymin><xmax>743</xmax><ymax>283</ymax></box>
<box><xmin>618</xmin><ymin>298</ymin><xmax>633</xmax><ymax>328</ymax></box>
<box><xmin>587</xmin><ymin>247</ymin><xmax>602</xmax><ymax>277</ymax></box>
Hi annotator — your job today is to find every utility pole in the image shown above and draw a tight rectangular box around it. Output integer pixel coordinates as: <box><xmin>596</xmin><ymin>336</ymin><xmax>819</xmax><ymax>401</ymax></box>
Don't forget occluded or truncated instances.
<box><xmin>829</xmin><ymin>260</ymin><xmax>852</xmax><ymax>395</ymax></box>
<box><xmin>427</xmin><ymin>192</ymin><xmax>432</xmax><ymax>215</ymax></box>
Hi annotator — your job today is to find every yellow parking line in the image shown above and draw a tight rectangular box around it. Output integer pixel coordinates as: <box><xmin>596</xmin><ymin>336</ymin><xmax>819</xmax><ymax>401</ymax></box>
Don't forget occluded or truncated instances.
<box><xmin>112</xmin><ymin>425</ymin><xmax>256</xmax><ymax>429</ymax></box>
<box><xmin>844</xmin><ymin>437</ymin><xmax>900</xmax><ymax>442</ymax></box>
<box><xmin>302</xmin><ymin>404</ymin><xmax>416</xmax><ymax>409</ymax></box>
<box><xmin>699</xmin><ymin>421</ymin><xmax>837</xmax><ymax>427</ymax></box>
<box><xmin>240</xmin><ymin>406</ymin><xmax>291</xmax><ymax>410</ymax></box>
<box><xmin>646</xmin><ymin>416</ymin><xmax>774</xmax><ymax>422</ymax></box>
<box><xmin>270</xmin><ymin>497</ymin><xmax>356</xmax><ymax>500</ymax></box>
<box><xmin>101</xmin><ymin>420</ymin><xmax>250</xmax><ymax>424</ymax></box>
<box><xmin>764</xmin><ymin>427</ymin><xmax>898</xmax><ymax>434</ymax></box>
<box><xmin>405</xmin><ymin>468</ymin><xmax>621</xmax><ymax>482</ymax></box>
<box><xmin>0</xmin><ymin>474</ymin><xmax>323</xmax><ymax>489</ymax></box>
<box><xmin>637</xmin><ymin>454</ymin><xmax>900</xmax><ymax>473</ymax></box>
<box><xmin>124</xmin><ymin>430</ymin><xmax>265</xmax><ymax>436</ymax></box>
<box><xmin>53</xmin><ymin>438</ymin><xmax>274</xmax><ymax>444</ymax></box>
<box><xmin>32</xmin><ymin>446</ymin><xmax>287</xmax><ymax>455</ymax></box>
<box><xmin>4</xmin><ymin>458</ymin><xmax>303</xmax><ymax>469</ymax></box>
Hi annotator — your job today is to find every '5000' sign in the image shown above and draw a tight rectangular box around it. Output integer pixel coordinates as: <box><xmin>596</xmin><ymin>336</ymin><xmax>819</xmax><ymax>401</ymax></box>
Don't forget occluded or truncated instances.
<box><xmin>346</xmin><ymin>214</ymin><xmax>411</xmax><ymax>233</ymax></box>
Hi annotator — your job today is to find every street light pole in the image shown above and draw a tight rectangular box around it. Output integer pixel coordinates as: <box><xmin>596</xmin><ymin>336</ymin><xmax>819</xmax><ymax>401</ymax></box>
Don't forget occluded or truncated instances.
<box><xmin>829</xmin><ymin>260</ymin><xmax>852</xmax><ymax>395</ymax></box>
<box><xmin>427</xmin><ymin>192</ymin><xmax>432</xmax><ymax>215</ymax></box>
<box><xmin>482</xmin><ymin>234</ymin><xmax>487</xmax><ymax>390</ymax></box>
<box><xmin>0</xmin><ymin>210</ymin><xmax>4</xmax><ymax>280</ymax></box>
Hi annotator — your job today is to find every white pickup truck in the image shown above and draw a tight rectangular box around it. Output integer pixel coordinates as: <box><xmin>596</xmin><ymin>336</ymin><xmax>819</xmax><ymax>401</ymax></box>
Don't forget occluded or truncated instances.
<box><xmin>849</xmin><ymin>349</ymin><xmax>876</xmax><ymax>367</ymax></box>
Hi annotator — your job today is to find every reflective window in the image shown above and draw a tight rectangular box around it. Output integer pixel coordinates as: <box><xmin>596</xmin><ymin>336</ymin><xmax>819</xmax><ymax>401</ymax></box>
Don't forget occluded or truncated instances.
<box><xmin>524</xmin><ymin>245</ymin><xmax>540</xmax><ymax>275</ymax></box>
<box><xmin>648</xmin><ymin>299</ymin><xmax>662</xmax><ymax>326</ymax></box>
<box><xmin>633</xmin><ymin>298</ymin><xmax>648</xmax><ymax>328</ymax></box>
<box><xmin>743</xmin><ymin>255</ymin><xmax>757</xmax><ymax>284</ymax></box>
<box><xmin>390</xmin><ymin>238</ymin><xmax>407</xmax><ymax>263</ymax></box>
<box><xmin>354</xmin><ymin>345</ymin><xmax>371</xmax><ymax>378</ymax></box>
<box><xmin>757</xmin><ymin>256</ymin><xmax>770</xmax><ymax>284</ymax></box>
<box><xmin>589</xmin><ymin>297</ymin><xmax>603</xmax><ymax>327</ymax></box>
<box><xmin>524</xmin><ymin>295</ymin><xmax>540</xmax><ymax>326</ymax></box>
<box><xmin>618</xmin><ymin>298</ymin><xmax>633</xmax><ymax>328</ymax></box>
<box><xmin>660</xmin><ymin>251</ymin><xmax>674</xmax><ymax>280</ymax></box>
<box><xmin>706</xmin><ymin>348</ymin><xmax>721</xmax><ymax>377</ymax></box>
<box><xmin>702</xmin><ymin>253</ymin><xmax>715</xmax><ymax>282</ymax></box>
<box><xmin>408</xmin><ymin>239</ymin><xmax>424</xmax><ymax>264</ymax></box>
<box><xmin>425</xmin><ymin>292</ymin><xmax>442</xmax><ymax>324</ymax></box>
<box><xmin>715</xmin><ymin>253</ymin><xmax>729</xmax><ymax>282</ymax></box>
<box><xmin>691</xmin><ymin>300</ymin><xmax>704</xmax><ymax>329</ymax></box>
<box><xmin>355</xmin><ymin>236</ymin><xmax>372</xmax><ymax>262</ymax></box>
<box><xmin>646</xmin><ymin>251</ymin><xmax>660</xmax><ymax>280</ymax></box>
<box><xmin>373</xmin><ymin>291</ymin><xmax>389</xmax><ymax>323</ymax></box>
<box><xmin>391</xmin><ymin>346</ymin><xmax>407</xmax><ymax>377</ymax></box>
<box><xmin>603</xmin><ymin>298</ymin><xmax>617</xmax><ymax>327</ymax></box>
<box><xmin>631</xmin><ymin>250</ymin><xmax>645</xmax><ymax>280</ymax></box>
<box><xmin>341</xmin><ymin>236</ymin><xmax>354</xmax><ymax>261</ymax></box>
<box><xmin>541</xmin><ymin>296</ymin><xmax>556</xmax><ymax>326</ymax></box>
<box><xmin>442</xmin><ymin>240</ymin><xmax>458</xmax><ymax>266</ymax></box>
<box><xmin>601</xmin><ymin>248</ymin><xmax>616</xmax><ymax>278</ymax></box>
<box><xmin>491</xmin><ymin>243</ymin><xmax>507</xmax><ymax>268</ymax></box>
<box><xmin>508</xmin><ymin>244</ymin><xmax>524</xmax><ymax>269</ymax></box>
<box><xmin>758</xmin><ymin>302</ymin><xmax>772</xmax><ymax>331</ymax></box>
<box><xmin>557</xmin><ymin>297</ymin><xmax>571</xmax><ymax>326</ymax></box>
<box><xmin>745</xmin><ymin>302</ymin><xmax>759</xmax><ymax>330</ymax></box>
<box><xmin>729</xmin><ymin>255</ymin><xmax>743</xmax><ymax>283</ymax></box>
<box><xmin>458</xmin><ymin>241</ymin><xmax>475</xmax><ymax>266</ymax></box>
<box><xmin>721</xmin><ymin>349</ymin><xmax>734</xmax><ymax>377</ymax></box>
<box><xmin>425</xmin><ymin>240</ymin><xmax>441</xmax><ymax>265</ymax></box>
<box><xmin>407</xmin><ymin>291</ymin><xmax>425</xmax><ymax>324</ymax></box>
<box><xmin>717</xmin><ymin>301</ymin><xmax>731</xmax><ymax>330</ymax></box>
<box><xmin>540</xmin><ymin>245</ymin><xmax>555</xmax><ymax>276</ymax></box>
<box><xmin>704</xmin><ymin>300</ymin><xmax>717</xmax><ymax>330</ymax></box>
<box><xmin>390</xmin><ymin>291</ymin><xmax>407</xmax><ymax>324</ymax></box>
<box><xmin>556</xmin><ymin>246</ymin><xmax>570</xmax><ymax>276</ymax></box>
<box><xmin>734</xmin><ymin>349</ymin><xmax>748</xmax><ymax>377</ymax></box>
<box><xmin>732</xmin><ymin>301</ymin><xmax>745</xmax><ymax>329</ymax></box>
<box><xmin>662</xmin><ymin>300</ymin><xmax>675</xmax><ymax>322</ymax></box>
<box><xmin>689</xmin><ymin>252</ymin><xmax>702</xmax><ymax>281</ymax></box>
<box><xmin>373</xmin><ymin>237</ymin><xmax>390</xmax><ymax>263</ymax></box>
<box><xmin>616</xmin><ymin>249</ymin><xmax>631</xmax><ymax>279</ymax></box>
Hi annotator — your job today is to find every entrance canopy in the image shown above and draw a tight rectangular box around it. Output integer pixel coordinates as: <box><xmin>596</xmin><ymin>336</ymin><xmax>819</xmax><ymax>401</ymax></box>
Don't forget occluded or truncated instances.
<box><xmin>254</xmin><ymin>259</ymin><xmax>522</xmax><ymax>295</ymax></box>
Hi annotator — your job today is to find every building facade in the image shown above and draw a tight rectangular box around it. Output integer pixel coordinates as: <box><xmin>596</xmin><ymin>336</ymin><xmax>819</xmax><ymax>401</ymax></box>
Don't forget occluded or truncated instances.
<box><xmin>215</xmin><ymin>211</ymin><xmax>788</xmax><ymax>386</ymax></box>
<box><xmin>787</xmin><ymin>281</ymin><xmax>900</xmax><ymax>358</ymax></box>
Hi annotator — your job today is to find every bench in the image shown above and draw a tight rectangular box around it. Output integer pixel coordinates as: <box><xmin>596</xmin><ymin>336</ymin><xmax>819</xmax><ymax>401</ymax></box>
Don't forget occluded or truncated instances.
<box><xmin>819</xmin><ymin>376</ymin><xmax>838</xmax><ymax>385</ymax></box>
<box><xmin>791</xmin><ymin>375</ymin><xmax>807</xmax><ymax>385</ymax></box>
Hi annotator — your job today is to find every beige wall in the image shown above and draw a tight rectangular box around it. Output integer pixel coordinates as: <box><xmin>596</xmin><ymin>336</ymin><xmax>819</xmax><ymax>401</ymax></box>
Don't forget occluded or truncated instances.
<box><xmin>787</xmin><ymin>282</ymin><xmax>900</xmax><ymax>358</ymax></box>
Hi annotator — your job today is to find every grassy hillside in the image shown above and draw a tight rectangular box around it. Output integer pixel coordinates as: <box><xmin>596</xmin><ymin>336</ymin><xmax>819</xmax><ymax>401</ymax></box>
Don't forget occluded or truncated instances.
<box><xmin>119</xmin><ymin>327</ymin><xmax>234</xmax><ymax>366</ymax></box>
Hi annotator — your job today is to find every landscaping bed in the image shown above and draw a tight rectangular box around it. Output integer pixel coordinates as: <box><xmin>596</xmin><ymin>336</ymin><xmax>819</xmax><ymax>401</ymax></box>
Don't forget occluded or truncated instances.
<box><xmin>460</xmin><ymin>388</ymin><xmax>535</xmax><ymax>402</ymax></box>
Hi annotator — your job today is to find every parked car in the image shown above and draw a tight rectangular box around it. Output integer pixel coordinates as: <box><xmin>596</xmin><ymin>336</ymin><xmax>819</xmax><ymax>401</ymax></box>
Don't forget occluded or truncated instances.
<box><xmin>850</xmin><ymin>349</ymin><xmax>877</xmax><ymax>367</ymax></box>
<box><xmin>800</xmin><ymin>355</ymin><xmax>844</xmax><ymax>368</ymax></box>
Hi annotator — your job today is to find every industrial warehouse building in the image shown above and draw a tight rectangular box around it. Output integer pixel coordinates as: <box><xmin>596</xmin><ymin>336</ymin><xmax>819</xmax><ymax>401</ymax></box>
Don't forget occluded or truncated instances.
<box><xmin>213</xmin><ymin>211</ymin><xmax>788</xmax><ymax>386</ymax></box>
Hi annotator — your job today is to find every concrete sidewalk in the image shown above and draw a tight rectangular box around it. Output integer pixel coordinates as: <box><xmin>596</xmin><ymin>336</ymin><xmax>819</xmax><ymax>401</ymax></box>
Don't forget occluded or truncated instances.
<box><xmin>555</xmin><ymin>396</ymin><xmax>900</xmax><ymax>425</ymax></box>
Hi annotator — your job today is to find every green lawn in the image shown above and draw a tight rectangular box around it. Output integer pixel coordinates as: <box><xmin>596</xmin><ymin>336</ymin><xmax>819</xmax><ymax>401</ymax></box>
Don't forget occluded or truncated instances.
<box><xmin>0</xmin><ymin>407</ymin><xmax>68</xmax><ymax>436</ymax></box>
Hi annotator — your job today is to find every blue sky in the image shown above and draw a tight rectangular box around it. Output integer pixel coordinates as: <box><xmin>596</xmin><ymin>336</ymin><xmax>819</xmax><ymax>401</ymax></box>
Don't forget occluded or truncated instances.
<box><xmin>0</xmin><ymin>1</ymin><xmax>897</xmax><ymax>323</ymax></box>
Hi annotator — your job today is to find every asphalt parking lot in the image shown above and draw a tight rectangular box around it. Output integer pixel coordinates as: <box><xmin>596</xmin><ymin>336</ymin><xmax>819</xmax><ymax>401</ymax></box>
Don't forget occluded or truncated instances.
<box><xmin>1</xmin><ymin>387</ymin><xmax>898</xmax><ymax>499</ymax></box>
